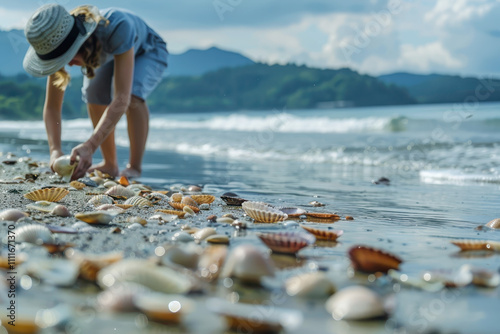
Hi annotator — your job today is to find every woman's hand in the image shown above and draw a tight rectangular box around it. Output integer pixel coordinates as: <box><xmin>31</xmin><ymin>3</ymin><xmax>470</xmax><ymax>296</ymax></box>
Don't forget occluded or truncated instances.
<box><xmin>70</xmin><ymin>142</ymin><xmax>94</xmax><ymax>180</ymax></box>
<box><xmin>49</xmin><ymin>150</ymin><xmax>64</xmax><ymax>172</ymax></box>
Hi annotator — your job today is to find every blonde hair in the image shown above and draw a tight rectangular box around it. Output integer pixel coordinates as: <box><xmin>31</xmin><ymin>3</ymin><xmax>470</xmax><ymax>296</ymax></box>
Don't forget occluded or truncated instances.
<box><xmin>52</xmin><ymin>6</ymin><xmax>108</xmax><ymax>90</ymax></box>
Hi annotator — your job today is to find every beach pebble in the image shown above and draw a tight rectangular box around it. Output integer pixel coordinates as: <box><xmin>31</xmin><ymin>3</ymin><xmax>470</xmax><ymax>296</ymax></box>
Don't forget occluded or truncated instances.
<box><xmin>171</xmin><ymin>231</ymin><xmax>194</xmax><ymax>243</ymax></box>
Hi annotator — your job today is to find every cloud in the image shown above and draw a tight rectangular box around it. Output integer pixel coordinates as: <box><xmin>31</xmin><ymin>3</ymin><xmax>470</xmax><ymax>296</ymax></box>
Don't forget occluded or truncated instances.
<box><xmin>0</xmin><ymin>7</ymin><xmax>32</xmax><ymax>30</ymax></box>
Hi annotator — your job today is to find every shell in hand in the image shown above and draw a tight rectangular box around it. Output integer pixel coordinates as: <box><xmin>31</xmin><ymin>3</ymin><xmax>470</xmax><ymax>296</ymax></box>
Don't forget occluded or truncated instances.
<box><xmin>53</xmin><ymin>155</ymin><xmax>78</xmax><ymax>182</ymax></box>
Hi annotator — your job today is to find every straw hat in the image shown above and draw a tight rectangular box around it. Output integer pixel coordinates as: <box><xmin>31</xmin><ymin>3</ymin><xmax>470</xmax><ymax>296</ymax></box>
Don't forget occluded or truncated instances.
<box><xmin>23</xmin><ymin>4</ymin><xmax>99</xmax><ymax>77</ymax></box>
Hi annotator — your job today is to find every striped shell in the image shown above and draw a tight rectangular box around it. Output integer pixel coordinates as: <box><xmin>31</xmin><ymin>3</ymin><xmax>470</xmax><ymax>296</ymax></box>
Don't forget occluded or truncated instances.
<box><xmin>168</xmin><ymin>202</ymin><xmax>200</xmax><ymax>213</ymax></box>
<box><xmin>156</xmin><ymin>209</ymin><xmax>186</xmax><ymax>218</ymax></box>
<box><xmin>242</xmin><ymin>201</ymin><xmax>288</xmax><ymax>223</ymax></box>
<box><xmin>97</xmin><ymin>259</ymin><xmax>193</xmax><ymax>294</ymax></box>
<box><xmin>0</xmin><ymin>209</ymin><xmax>29</xmax><ymax>222</ymax></box>
<box><xmin>75</xmin><ymin>211</ymin><xmax>117</xmax><ymax>224</ymax></box>
<box><xmin>24</xmin><ymin>187</ymin><xmax>69</xmax><ymax>202</ymax></box>
<box><xmin>105</xmin><ymin>185</ymin><xmax>136</xmax><ymax>199</ymax></box>
<box><xmin>16</xmin><ymin>224</ymin><xmax>54</xmax><ymax>244</ymax></box>
<box><xmin>485</xmin><ymin>218</ymin><xmax>500</xmax><ymax>229</ymax></box>
<box><xmin>348</xmin><ymin>245</ymin><xmax>403</xmax><ymax>274</ymax></box>
<box><xmin>258</xmin><ymin>231</ymin><xmax>315</xmax><ymax>255</ymax></box>
<box><xmin>301</xmin><ymin>225</ymin><xmax>343</xmax><ymax>241</ymax></box>
<box><xmin>124</xmin><ymin>196</ymin><xmax>152</xmax><ymax>207</ymax></box>
<box><xmin>451</xmin><ymin>239</ymin><xmax>500</xmax><ymax>251</ymax></box>
<box><xmin>190</xmin><ymin>194</ymin><xmax>216</xmax><ymax>204</ymax></box>
<box><xmin>87</xmin><ymin>194</ymin><xmax>114</xmax><ymax>206</ymax></box>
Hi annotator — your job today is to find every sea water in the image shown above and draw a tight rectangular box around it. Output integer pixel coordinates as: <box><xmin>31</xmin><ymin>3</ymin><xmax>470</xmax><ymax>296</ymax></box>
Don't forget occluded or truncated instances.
<box><xmin>1</xmin><ymin>102</ymin><xmax>500</xmax><ymax>333</ymax></box>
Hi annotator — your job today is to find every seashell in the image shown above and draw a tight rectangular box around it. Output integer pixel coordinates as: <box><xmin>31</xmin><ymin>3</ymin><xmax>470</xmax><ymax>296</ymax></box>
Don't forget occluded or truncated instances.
<box><xmin>305</xmin><ymin>212</ymin><xmax>340</xmax><ymax>220</ymax></box>
<box><xmin>156</xmin><ymin>209</ymin><xmax>186</xmax><ymax>218</ymax></box>
<box><xmin>181</xmin><ymin>195</ymin><xmax>199</xmax><ymax>208</ymax></box>
<box><xmin>69</xmin><ymin>180</ymin><xmax>86</xmax><ymax>190</ymax></box>
<box><xmin>193</xmin><ymin>227</ymin><xmax>217</xmax><ymax>241</ymax></box>
<box><xmin>66</xmin><ymin>249</ymin><xmax>123</xmax><ymax>281</ymax></box>
<box><xmin>124</xmin><ymin>196</ymin><xmax>152</xmax><ymax>207</ymax></box>
<box><xmin>309</xmin><ymin>200</ymin><xmax>325</xmax><ymax>207</ymax></box>
<box><xmin>171</xmin><ymin>231</ymin><xmax>194</xmax><ymax>242</ymax></box>
<box><xmin>301</xmin><ymin>225</ymin><xmax>343</xmax><ymax>241</ymax></box>
<box><xmin>190</xmin><ymin>194</ymin><xmax>216</xmax><ymax>204</ymax></box>
<box><xmin>97</xmin><ymin>282</ymin><xmax>148</xmax><ymax>312</ymax></box>
<box><xmin>221</xmin><ymin>192</ymin><xmax>247</xmax><ymax>206</ymax></box>
<box><xmin>279</xmin><ymin>207</ymin><xmax>307</xmax><ymax>218</ymax></box>
<box><xmin>103</xmin><ymin>180</ymin><xmax>118</xmax><ymax>188</ymax></box>
<box><xmin>134</xmin><ymin>292</ymin><xmax>194</xmax><ymax>324</ymax></box>
<box><xmin>258</xmin><ymin>231</ymin><xmax>315</xmax><ymax>255</ymax></box>
<box><xmin>199</xmin><ymin>203</ymin><xmax>210</xmax><ymax>210</ymax></box>
<box><xmin>24</xmin><ymin>187</ymin><xmax>69</xmax><ymax>202</ymax></box>
<box><xmin>114</xmin><ymin>204</ymin><xmax>134</xmax><ymax>210</ymax></box>
<box><xmin>75</xmin><ymin>211</ymin><xmax>117</xmax><ymax>224</ymax></box>
<box><xmin>170</xmin><ymin>192</ymin><xmax>183</xmax><ymax>202</ymax></box>
<box><xmin>348</xmin><ymin>245</ymin><xmax>403</xmax><ymax>274</ymax></box>
<box><xmin>187</xmin><ymin>185</ymin><xmax>202</xmax><ymax>192</ymax></box>
<box><xmin>183</xmin><ymin>206</ymin><xmax>195</xmax><ymax>215</ymax></box>
<box><xmin>26</xmin><ymin>200</ymin><xmax>58</xmax><ymax>213</ymax></box>
<box><xmin>96</xmin><ymin>204</ymin><xmax>126</xmax><ymax>213</ymax></box>
<box><xmin>118</xmin><ymin>175</ymin><xmax>130</xmax><ymax>186</ymax></box>
<box><xmin>24</xmin><ymin>258</ymin><xmax>79</xmax><ymax>286</ymax></box>
<box><xmin>126</xmin><ymin>216</ymin><xmax>148</xmax><ymax>225</ymax></box>
<box><xmin>145</xmin><ymin>192</ymin><xmax>169</xmax><ymax>204</ymax></box>
<box><xmin>345</xmin><ymin>216</ymin><xmax>354</xmax><ymax>220</ymax></box>
<box><xmin>105</xmin><ymin>185</ymin><xmax>136</xmax><ymax>199</ymax></box>
<box><xmin>485</xmin><ymin>218</ymin><xmax>500</xmax><ymax>229</ymax></box>
<box><xmin>16</xmin><ymin>224</ymin><xmax>54</xmax><ymax>244</ymax></box>
<box><xmin>463</xmin><ymin>265</ymin><xmax>500</xmax><ymax>288</ymax></box>
<box><xmin>207</xmin><ymin>298</ymin><xmax>302</xmax><ymax>333</ymax></box>
<box><xmin>242</xmin><ymin>201</ymin><xmax>288</xmax><ymax>223</ymax></box>
<box><xmin>451</xmin><ymin>239</ymin><xmax>500</xmax><ymax>251</ymax></box>
<box><xmin>51</xmin><ymin>204</ymin><xmax>71</xmax><ymax>217</ymax></box>
<box><xmin>97</xmin><ymin>259</ymin><xmax>193</xmax><ymax>294</ymax></box>
<box><xmin>221</xmin><ymin>244</ymin><xmax>275</xmax><ymax>284</ymax></box>
<box><xmin>197</xmin><ymin>245</ymin><xmax>227</xmax><ymax>282</ymax></box>
<box><xmin>148</xmin><ymin>213</ymin><xmax>177</xmax><ymax>223</ymax></box>
<box><xmin>160</xmin><ymin>244</ymin><xmax>202</xmax><ymax>269</ymax></box>
<box><xmin>88</xmin><ymin>194</ymin><xmax>114</xmax><ymax>207</ymax></box>
<box><xmin>168</xmin><ymin>201</ymin><xmax>200</xmax><ymax>213</ymax></box>
<box><xmin>206</xmin><ymin>234</ymin><xmax>230</xmax><ymax>244</ymax></box>
<box><xmin>127</xmin><ymin>184</ymin><xmax>151</xmax><ymax>193</ymax></box>
<box><xmin>53</xmin><ymin>155</ymin><xmax>77</xmax><ymax>182</ymax></box>
<box><xmin>285</xmin><ymin>271</ymin><xmax>336</xmax><ymax>297</ymax></box>
<box><xmin>422</xmin><ymin>264</ymin><xmax>473</xmax><ymax>288</ymax></box>
<box><xmin>0</xmin><ymin>208</ymin><xmax>29</xmax><ymax>221</ymax></box>
<box><xmin>78</xmin><ymin>177</ymin><xmax>98</xmax><ymax>187</ymax></box>
<box><xmin>216</xmin><ymin>217</ymin><xmax>234</xmax><ymax>224</ymax></box>
<box><xmin>325</xmin><ymin>285</ymin><xmax>386</xmax><ymax>320</ymax></box>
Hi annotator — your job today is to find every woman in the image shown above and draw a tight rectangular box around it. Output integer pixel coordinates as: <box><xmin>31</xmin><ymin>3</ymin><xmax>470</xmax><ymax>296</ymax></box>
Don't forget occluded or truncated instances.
<box><xmin>23</xmin><ymin>4</ymin><xmax>168</xmax><ymax>179</ymax></box>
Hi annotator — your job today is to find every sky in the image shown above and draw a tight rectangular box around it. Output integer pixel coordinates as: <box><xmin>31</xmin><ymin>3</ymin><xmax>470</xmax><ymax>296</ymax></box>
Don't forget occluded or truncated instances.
<box><xmin>1</xmin><ymin>0</ymin><xmax>500</xmax><ymax>77</ymax></box>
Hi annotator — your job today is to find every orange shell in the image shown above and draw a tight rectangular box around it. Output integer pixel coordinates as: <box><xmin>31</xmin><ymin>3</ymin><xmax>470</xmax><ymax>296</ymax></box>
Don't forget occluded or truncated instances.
<box><xmin>156</xmin><ymin>209</ymin><xmax>186</xmax><ymax>218</ymax></box>
<box><xmin>118</xmin><ymin>175</ymin><xmax>130</xmax><ymax>186</ymax></box>
<box><xmin>190</xmin><ymin>194</ymin><xmax>216</xmax><ymax>204</ymax></box>
<box><xmin>70</xmin><ymin>181</ymin><xmax>86</xmax><ymax>190</ymax></box>
<box><xmin>171</xmin><ymin>193</ymin><xmax>183</xmax><ymax>203</ymax></box>
<box><xmin>451</xmin><ymin>239</ymin><xmax>500</xmax><ymax>251</ymax></box>
<box><xmin>301</xmin><ymin>225</ymin><xmax>343</xmax><ymax>241</ymax></box>
<box><xmin>181</xmin><ymin>196</ymin><xmax>199</xmax><ymax>208</ymax></box>
<box><xmin>258</xmin><ymin>232</ymin><xmax>314</xmax><ymax>255</ymax></box>
<box><xmin>305</xmin><ymin>212</ymin><xmax>341</xmax><ymax>220</ymax></box>
<box><xmin>348</xmin><ymin>245</ymin><xmax>402</xmax><ymax>274</ymax></box>
<box><xmin>485</xmin><ymin>218</ymin><xmax>500</xmax><ymax>229</ymax></box>
<box><xmin>168</xmin><ymin>202</ymin><xmax>200</xmax><ymax>213</ymax></box>
<box><xmin>24</xmin><ymin>187</ymin><xmax>69</xmax><ymax>202</ymax></box>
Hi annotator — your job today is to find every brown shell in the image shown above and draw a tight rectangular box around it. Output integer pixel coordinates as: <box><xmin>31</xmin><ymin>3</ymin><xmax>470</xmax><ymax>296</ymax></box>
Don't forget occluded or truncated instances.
<box><xmin>118</xmin><ymin>175</ymin><xmax>130</xmax><ymax>186</ymax></box>
<box><xmin>70</xmin><ymin>181</ymin><xmax>86</xmax><ymax>190</ymax></box>
<box><xmin>190</xmin><ymin>194</ymin><xmax>216</xmax><ymax>204</ymax></box>
<box><xmin>301</xmin><ymin>225</ymin><xmax>343</xmax><ymax>241</ymax></box>
<box><xmin>348</xmin><ymin>245</ymin><xmax>403</xmax><ymax>274</ymax></box>
<box><xmin>224</xmin><ymin>315</ymin><xmax>282</xmax><ymax>334</ymax></box>
<box><xmin>221</xmin><ymin>196</ymin><xmax>247</xmax><ymax>206</ymax></box>
<box><xmin>24</xmin><ymin>187</ymin><xmax>69</xmax><ymax>202</ymax></box>
<box><xmin>170</xmin><ymin>193</ymin><xmax>183</xmax><ymax>203</ymax></box>
<box><xmin>305</xmin><ymin>212</ymin><xmax>341</xmax><ymax>220</ymax></box>
<box><xmin>156</xmin><ymin>209</ymin><xmax>186</xmax><ymax>218</ymax></box>
<box><xmin>485</xmin><ymin>218</ymin><xmax>500</xmax><ymax>229</ymax></box>
<box><xmin>168</xmin><ymin>202</ymin><xmax>200</xmax><ymax>213</ymax></box>
<box><xmin>257</xmin><ymin>232</ymin><xmax>314</xmax><ymax>255</ymax></box>
<box><xmin>181</xmin><ymin>196</ymin><xmax>199</xmax><ymax>208</ymax></box>
<box><xmin>451</xmin><ymin>239</ymin><xmax>500</xmax><ymax>251</ymax></box>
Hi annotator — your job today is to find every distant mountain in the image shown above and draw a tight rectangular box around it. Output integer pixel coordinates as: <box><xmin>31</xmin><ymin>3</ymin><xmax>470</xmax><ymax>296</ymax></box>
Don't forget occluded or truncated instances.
<box><xmin>166</xmin><ymin>47</ymin><xmax>255</xmax><ymax>77</ymax></box>
<box><xmin>0</xmin><ymin>29</ymin><xmax>254</xmax><ymax>77</ymax></box>
<box><xmin>378</xmin><ymin>72</ymin><xmax>443</xmax><ymax>88</ymax></box>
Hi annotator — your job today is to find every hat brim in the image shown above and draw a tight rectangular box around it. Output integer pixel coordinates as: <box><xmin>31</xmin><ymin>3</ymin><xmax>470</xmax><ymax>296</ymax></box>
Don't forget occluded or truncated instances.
<box><xmin>23</xmin><ymin>6</ymin><xmax>99</xmax><ymax>78</ymax></box>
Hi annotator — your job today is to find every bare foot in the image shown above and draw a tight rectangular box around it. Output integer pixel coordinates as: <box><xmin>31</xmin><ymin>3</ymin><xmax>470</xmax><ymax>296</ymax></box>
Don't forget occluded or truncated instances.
<box><xmin>88</xmin><ymin>162</ymin><xmax>119</xmax><ymax>178</ymax></box>
<box><xmin>120</xmin><ymin>166</ymin><xmax>141</xmax><ymax>179</ymax></box>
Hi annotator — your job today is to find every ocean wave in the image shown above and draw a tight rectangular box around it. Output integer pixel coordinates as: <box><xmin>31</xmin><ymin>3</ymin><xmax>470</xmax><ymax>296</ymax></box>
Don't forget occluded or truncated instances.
<box><xmin>420</xmin><ymin>170</ymin><xmax>500</xmax><ymax>184</ymax></box>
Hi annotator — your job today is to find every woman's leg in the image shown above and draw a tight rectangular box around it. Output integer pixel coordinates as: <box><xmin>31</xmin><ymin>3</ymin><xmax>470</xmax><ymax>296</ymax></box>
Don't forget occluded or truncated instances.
<box><xmin>120</xmin><ymin>96</ymin><xmax>149</xmax><ymax>178</ymax></box>
<box><xmin>87</xmin><ymin>103</ymin><xmax>120</xmax><ymax>177</ymax></box>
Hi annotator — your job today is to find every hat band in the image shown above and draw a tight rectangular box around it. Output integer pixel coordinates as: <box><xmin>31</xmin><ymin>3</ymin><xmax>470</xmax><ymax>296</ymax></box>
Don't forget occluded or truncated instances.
<box><xmin>37</xmin><ymin>15</ymin><xmax>87</xmax><ymax>61</ymax></box>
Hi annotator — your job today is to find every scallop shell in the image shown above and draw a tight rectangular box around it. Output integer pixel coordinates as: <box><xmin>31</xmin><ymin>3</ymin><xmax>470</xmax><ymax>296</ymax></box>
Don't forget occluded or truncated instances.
<box><xmin>133</xmin><ymin>292</ymin><xmax>194</xmax><ymax>324</ymax></box>
<box><xmin>53</xmin><ymin>155</ymin><xmax>77</xmax><ymax>182</ymax></box>
<box><xmin>257</xmin><ymin>231</ymin><xmax>315</xmax><ymax>255</ymax></box>
<box><xmin>69</xmin><ymin>180</ymin><xmax>86</xmax><ymax>190</ymax></box>
<box><xmin>75</xmin><ymin>211</ymin><xmax>117</xmax><ymax>224</ymax></box>
<box><xmin>301</xmin><ymin>225</ymin><xmax>343</xmax><ymax>241</ymax></box>
<box><xmin>221</xmin><ymin>244</ymin><xmax>275</xmax><ymax>284</ymax></box>
<box><xmin>285</xmin><ymin>271</ymin><xmax>336</xmax><ymax>297</ymax></box>
<box><xmin>66</xmin><ymin>249</ymin><xmax>123</xmax><ymax>281</ymax></box>
<box><xmin>156</xmin><ymin>209</ymin><xmax>186</xmax><ymax>218</ymax></box>
<box><xmin>16</xmin><ymin>224</ymin><xmax>54</xmax><ymax>244</ymax></box>
<box><xmin>348</xmin><ymin>245</ymin><xmax>403</xmax><ymax>274</ymax></box>
<box><xmin>24</xmin><ymin>187</ymin><xmax>69</xmax><ymax>202</ymax></box>
<box><xmin>325</xmin><ymin>285</ymin><xmax>386</xmax><ymax>320</ymax></box>
<box><xmin>105</xmin><ymin>185</ymin><xmax>136</xmax><ymax>199</ymax></box>
<box><xmin>26</xmin><ymin>200</ymin><xmax>58</xmax><ymax>213</ymax></box>
<box><xmin>168</xmin><ymin>201</ymin><xmax>200</xmax><ymax>213</ymax></box>
<box><xmin>124</xmin><ymin>196</ymin><xmax>152</xmax><ymax>207</ymax></box>
<box><xmin>181</xmin><ymin>195</ymin><xmax>199</xmax><ymax>208</ymax></box>
<box><xmin>0</xmin><ymin>208</ymin><xmax>29</xmax><ymax>221</ymax></box>
<box><xmin>88</xmin><ymin>194</ymin><xmax>114</xmax><ymax>206</ymax></box>
<box><xmin>279</xmin><ymin>207</ymin><xmax>307</xmax><ymax>218</ymax></box>
<box><xmin>190</xmin><ymin>194</ymin><xmax>216</xmax><ymax>204</ymax></box>
<box><xmin>242</xmin><ymin>201</ymin><xmax>288</xmax><ymax>223</ymax></box>
<box><xmin>305</xmin><ymin>212</ymin><xmax>341</xmax><ymax>220</ymax></box>
<box><xmin>451</xmin><ymin>239</ymin><xmax>500</xmax><ymax>251</ymax></box>
<box><xmin>485</xmin><ymin>218</ymin><xmax>500</xmax><ymax>229</ymax></box>
<box><xmin>97</xmin><ymin>259</ymin><xmax>193</xmax><ymax>294</ymax></box>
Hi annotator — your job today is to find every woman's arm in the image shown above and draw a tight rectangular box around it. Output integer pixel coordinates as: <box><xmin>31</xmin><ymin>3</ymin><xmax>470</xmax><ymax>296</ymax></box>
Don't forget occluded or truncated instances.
<box><xmin>44</xmin><ymin>75</ymin><xmax>65</xmax><ymax>170</ymax></box>
<box><xmin>70</xmin><ymin>48</ymin><xmax>135</xmax><ymax>179</ymax></box>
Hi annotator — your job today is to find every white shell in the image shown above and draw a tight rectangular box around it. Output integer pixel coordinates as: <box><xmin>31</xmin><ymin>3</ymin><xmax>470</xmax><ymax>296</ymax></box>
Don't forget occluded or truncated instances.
<box><xmin>0</xmin><ymin>209</ymin><xmax>28</xmax><ymax>221</ymax></box>
<box><xmin>88</xmin><ymin>195</ymin><xmax>114</xmax><ymax>207</ymax></box>
<box><xmin>221</xmin><ymin>244</ymin><xmax>275</xmax><ymax>284</ymax></box>
<box><xmin>285</xmin><ymin>271</ymin><xmax>335</xmax><ymax>297</ymax></box>
<box><xmin>325</xmin><ymin>285</ymin><xmax>386</xmax><ymax>320</ymax></box>
<box><xmin>193</xmin><ymin>227</ymin><xmax>217</xmax><ymax>241</ymax></box>
<box><xmin>16</xmin><ymin>224</ymin><xmax>54</xmax><ymax>244</ymax></box>
<box><xmin>105</xmin><ymin>185</ymin><xmax>136</xmax><ymax>199</ymax></box>
<box><xmin>53</xmin><ymin>155</ymin><xmax>77</xmax><ymax>182</ymax></box>
<box><xmin>242</xmin><ymin>201</ymin><xmax>288</xmax><ymax>223</ymax></box>
<box><xmin>97</xmin><ymin>259</ymin><xmax>193</xmax><ymax>294</ymax></box>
